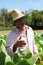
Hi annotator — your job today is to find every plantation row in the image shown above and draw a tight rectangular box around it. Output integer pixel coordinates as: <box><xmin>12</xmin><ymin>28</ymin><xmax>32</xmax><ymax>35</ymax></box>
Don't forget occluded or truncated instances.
<box><xmin>0</xmin><ymin>32</ymin><xmax>43</xmax><ymax>65</ymax></box>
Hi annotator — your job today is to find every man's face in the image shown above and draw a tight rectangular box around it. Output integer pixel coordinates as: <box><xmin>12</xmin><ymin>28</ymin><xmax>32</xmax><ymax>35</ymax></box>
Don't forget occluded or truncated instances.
<box><xmin>15</xmin><ymin>17</ymin><xmax>25</xmax><ymax>27</ymax></box>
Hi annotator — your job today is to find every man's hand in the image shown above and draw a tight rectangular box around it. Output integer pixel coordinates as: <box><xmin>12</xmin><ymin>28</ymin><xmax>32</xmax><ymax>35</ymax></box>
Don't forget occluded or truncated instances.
<box><xmin>16</xmin><ymin>40</ymin><xmax>26</xmax><ymax>47</ymax></box>
<box><xmin>13</xmin><ymin>36</ymin><xmax>26</xmax><ymax>52</ymax></box>
<box><xmin>36</xmin><ymin>57</ymin><xmax>41</xmax><ymax>63</ymax></box>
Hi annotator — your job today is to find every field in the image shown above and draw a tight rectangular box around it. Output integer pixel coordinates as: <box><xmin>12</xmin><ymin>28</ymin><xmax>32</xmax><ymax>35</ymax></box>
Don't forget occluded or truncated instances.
<box><xmin>0</xmin><ymin>31</ymin><xmax>43</xmax><ymax>65</ymax></box>
<box><xmin>0</xmin><ymin>30</ymin><xmax>43</xmax><ymax>35</ymax></box>
<box><xmin>0</xmin><ymin>30</ymin><xmax>11</xmax><ymax>35</ymax></box>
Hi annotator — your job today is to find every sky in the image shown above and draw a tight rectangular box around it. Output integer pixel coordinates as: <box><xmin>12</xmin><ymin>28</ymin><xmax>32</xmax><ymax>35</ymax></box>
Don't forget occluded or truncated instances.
<box><xmin>0</xmin><ymin>0</ymin><xmax>43</xmax><ymax>12</ymax></box>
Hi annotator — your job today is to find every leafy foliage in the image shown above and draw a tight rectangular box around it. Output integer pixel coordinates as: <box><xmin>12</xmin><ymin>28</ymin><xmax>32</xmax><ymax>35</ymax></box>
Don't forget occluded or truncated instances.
<box><xmin>0</xmin><ymin>32</ymin><xmax>43</xmax><ymax>65</ymax></box>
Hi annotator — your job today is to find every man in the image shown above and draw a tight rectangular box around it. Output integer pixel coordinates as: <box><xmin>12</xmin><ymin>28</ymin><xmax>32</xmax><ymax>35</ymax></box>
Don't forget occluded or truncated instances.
<box><xmin>6</xmin><ymin>9</ymin><xmax>41</xmax><ymax>64</ymax></box>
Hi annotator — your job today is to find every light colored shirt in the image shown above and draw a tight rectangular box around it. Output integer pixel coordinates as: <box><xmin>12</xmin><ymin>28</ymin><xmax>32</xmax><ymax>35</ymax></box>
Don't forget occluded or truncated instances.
<box><xmin>6</xmin><ymin>25</ymin><xmax>38</xmax><ymax>56</ymax></box>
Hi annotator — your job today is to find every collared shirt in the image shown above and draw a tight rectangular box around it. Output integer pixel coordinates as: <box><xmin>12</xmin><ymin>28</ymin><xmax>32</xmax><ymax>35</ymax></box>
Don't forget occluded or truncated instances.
<box><xmin>6</xmin><ymin>25</ymin><xmax>38</xmax><ymax>56</ymax></box>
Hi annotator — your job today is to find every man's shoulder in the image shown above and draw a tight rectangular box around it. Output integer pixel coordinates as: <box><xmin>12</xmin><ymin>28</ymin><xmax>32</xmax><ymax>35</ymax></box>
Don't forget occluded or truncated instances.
<box><xmin>26</xmin><ymin>25</ymin><xmax>33</xmax><ymax>30</ymax></box>
<box><xmin>29</xmin><ymin>26</ymin><xmax>33</xmax><ymax>31</ymax></box>
<box><xmin>8</xmin><ymin>28</ymin><xmax>18</xmax><ymax>37</ymax></box>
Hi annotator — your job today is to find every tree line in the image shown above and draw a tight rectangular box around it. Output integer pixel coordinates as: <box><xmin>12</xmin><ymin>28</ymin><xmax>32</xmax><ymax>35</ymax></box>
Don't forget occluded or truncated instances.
<box><xmin>25</xmin><ymin>10</ymin><xmax>43</xmax><ymax>29</ymax></box>
<box><xmin>0</xmin><ymin>8</ymin><xmax>43</xmax><ymax>30</ymax></box>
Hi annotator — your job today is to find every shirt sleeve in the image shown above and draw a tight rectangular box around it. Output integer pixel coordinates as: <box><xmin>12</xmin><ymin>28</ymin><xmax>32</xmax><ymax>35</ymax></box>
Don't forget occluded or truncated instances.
<box><xmin>6</xmin><ymin>43</ymin><xmax>17</xmax><ymax>56</ymax></box>
<box><xmin>5</xmin><ymin>29</ymin><xmax>21</xmax><ymax>56</ymax></box>
<box><xmin>27</xmin><ymin>27</ymin><xmax>38</xmax><ymax>55</ymax></box>
<box><xmin>33</xmin><ymin>37</ymin><xmax>38</xmax><ymax>54</ymax></box>
<box><xmin>30</xmin><ymin>27</ymin><xmax>38</xmax><ymax>54</ymax></box>
<box><xmin>5</xmin><ymin>34</ymin><xmax>17</xmax><ymax>56</ymax></box>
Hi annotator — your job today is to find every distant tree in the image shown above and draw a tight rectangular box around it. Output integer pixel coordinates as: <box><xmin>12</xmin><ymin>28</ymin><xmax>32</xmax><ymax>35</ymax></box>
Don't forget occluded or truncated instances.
<box><xmin>31</xmin><ymin>10</ymin><xmax>43</xmax><ymax>26</ymax></box>
<box><xmin>1</xmin><ymin>8</ymin><xmax>13</xmax><ymax>28</ymax></box>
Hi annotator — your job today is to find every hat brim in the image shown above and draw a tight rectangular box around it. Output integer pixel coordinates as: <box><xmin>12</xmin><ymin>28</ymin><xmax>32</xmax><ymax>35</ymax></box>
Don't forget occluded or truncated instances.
<box><xmin>13</xmin><ymin>14</ymin><xmax>25</xmax><ymax>22</ymax></box>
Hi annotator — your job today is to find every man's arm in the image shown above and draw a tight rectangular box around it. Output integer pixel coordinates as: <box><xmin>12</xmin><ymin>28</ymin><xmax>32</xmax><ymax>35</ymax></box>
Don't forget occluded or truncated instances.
<box><xmin>33</xmin><ymin>39</ymin><xmax>38</xmax><ymax>54</ymax></box>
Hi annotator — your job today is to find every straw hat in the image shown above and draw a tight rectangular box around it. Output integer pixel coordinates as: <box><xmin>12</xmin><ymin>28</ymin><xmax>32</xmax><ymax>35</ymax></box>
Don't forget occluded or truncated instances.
<box><xmin>11</xmin><ymin>9</ymin><xmax>25</xmax><ymax>22</ymax></box>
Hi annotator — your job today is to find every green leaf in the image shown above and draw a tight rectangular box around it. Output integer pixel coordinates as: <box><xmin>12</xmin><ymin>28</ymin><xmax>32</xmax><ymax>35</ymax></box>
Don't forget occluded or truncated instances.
<box><xmin>17</xmin><ymin>59</ymin><xmax>30</xmax><ymax>65</ymax></box>
<box><xmin>24</xmin><ymin>47</ymin><xmax>31</xmax><ymax>56</ymax></box>
<box><xmin>6</xmin><ymin>62</ymin><xmax>15</xmax><ymax>65</ymax></box>
<box><xmin>13</xmin><ymin>53</ymin><xmax>20</xmax><ymax>64</ymax></box>
<box><xmin>24</xmin><ymin>52</ymin><xmax>32</xmax><ymax>59</ymax></box>
<box><xmin>0</xmin><ymin>51</ymin><xmax>6</xmax><ymax>65</ymax></box>
<box><xmin>27</xmin><ymin>54</ymin><xmax>38</xmax><ymax>65</ymax></box>
<box><xmin>36</xmin><ymin>61</ymin><xmax>43</xmax><ymax>65</ymax></box>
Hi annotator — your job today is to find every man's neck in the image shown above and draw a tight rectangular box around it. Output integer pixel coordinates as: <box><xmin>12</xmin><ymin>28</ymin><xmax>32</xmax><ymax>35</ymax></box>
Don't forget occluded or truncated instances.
<box><xmin>17</xmin><ymin>25</ymin><xmax>25</xmax><ymax>31</ymax></box>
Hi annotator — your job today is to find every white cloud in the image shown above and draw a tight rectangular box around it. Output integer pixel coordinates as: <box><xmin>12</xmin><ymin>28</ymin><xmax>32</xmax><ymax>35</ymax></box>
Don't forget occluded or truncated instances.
<box><xmin>34</xmin><ymin>2</ymin><xmax>40</xmax><ymax>6</ymax></box>
<box><xmin>25</xmin><ymin>1</ymin><xmax>42</xmax><ymax>7</ymax></box>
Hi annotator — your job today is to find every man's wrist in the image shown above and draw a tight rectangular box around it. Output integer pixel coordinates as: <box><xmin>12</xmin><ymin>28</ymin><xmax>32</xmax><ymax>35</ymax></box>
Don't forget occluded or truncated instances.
<box><xmin>13</xmin><ymin>44</ymin><xmax>17</xmax><ymax>52</ymax></box>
